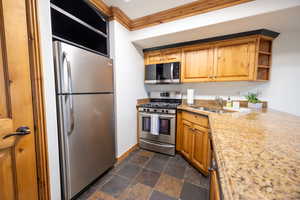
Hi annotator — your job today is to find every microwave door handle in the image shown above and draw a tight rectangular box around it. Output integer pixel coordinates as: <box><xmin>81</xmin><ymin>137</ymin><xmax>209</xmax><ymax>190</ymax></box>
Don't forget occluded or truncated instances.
<box><xmin>170</xmin><ymin>63</ymin><xmax>174</xmax><ymax>82</ymax></box>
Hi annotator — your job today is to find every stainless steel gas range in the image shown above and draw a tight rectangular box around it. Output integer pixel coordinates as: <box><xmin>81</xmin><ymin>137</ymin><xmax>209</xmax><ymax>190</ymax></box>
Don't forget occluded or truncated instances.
<box><xmin>138</xmin><ymin>92</ymin><xmax>182</xmax><ymax>156</ymax></box>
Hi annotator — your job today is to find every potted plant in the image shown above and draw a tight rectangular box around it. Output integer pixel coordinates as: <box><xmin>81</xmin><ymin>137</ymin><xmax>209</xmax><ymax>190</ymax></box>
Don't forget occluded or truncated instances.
<box><xmin>245</xmin><ymin>92</ymin><xmax>263</xmax><ymax>109</ymax></box>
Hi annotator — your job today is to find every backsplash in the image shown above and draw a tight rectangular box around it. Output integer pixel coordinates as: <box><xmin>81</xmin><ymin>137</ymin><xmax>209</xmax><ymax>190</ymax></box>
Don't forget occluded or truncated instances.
<box><xmin>145</xmin><ymin>82</ymin><xmax>267</xmax><ymax>101</ymax></box>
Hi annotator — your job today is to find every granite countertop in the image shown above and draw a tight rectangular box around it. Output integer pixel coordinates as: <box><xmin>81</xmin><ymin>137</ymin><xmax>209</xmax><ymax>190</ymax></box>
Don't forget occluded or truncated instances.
<box><xmin>177</xmin><ymin>105</ymin><xmax>300</xmax><ymax>200</ymax></box>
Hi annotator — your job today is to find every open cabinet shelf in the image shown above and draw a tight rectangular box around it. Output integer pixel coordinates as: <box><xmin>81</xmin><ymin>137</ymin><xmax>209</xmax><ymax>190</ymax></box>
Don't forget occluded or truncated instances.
<box><xmin>255</xmin><ymin>37</ymin><xmax>274</xmax><ymax>81</ymax></box>
<box><xmin>259</xmin><ymin>39</ymin><xmax>272</xmax><ymax>53</ymax></box>
<box><xmin>257</xmin><ymin>68</ymin><xmax>270</xmax><ymax>81</ymax></box>
<box><xmin>50</xmin><ymin>0</ymin><xmax>109</xmax><ymax>56</ymax></box>
<box><xmin>259</xmin><ymin>51</ymin><xmax>271</xmax><ymax>55</ymax></box>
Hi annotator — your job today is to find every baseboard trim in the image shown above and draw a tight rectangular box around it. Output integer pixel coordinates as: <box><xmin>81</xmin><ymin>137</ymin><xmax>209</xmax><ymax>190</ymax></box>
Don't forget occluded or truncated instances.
<box><xmin>116</xmin><ymin>144</ymin><xmax>139</xmax><ymax>163</ymax></box>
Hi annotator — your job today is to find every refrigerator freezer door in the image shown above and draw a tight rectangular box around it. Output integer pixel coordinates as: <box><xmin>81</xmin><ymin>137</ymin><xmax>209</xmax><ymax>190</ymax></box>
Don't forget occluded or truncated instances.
<box><xmin>53</xmin><ymin>41</ymin><xmax>113</xmax><ymax>94</ymax></box>
<box><xmin>58</xmin><ymin>93</ymin><xmax>115</xmax><ymax>199</ymax></box>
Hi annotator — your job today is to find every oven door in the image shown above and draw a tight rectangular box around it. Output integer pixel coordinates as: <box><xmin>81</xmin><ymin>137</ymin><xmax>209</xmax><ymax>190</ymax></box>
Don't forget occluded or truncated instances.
<box><xmin>139</xmin><ymin>112</ymin><xmax>175</xmax><ymax>144</ymax></box>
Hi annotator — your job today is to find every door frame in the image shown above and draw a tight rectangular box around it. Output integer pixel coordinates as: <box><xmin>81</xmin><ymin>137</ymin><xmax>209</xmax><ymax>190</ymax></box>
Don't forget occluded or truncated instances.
<box><xmin>25</xmin><ymin>0</ymin><xmax>50</xmax><ymax>199</ymax></box>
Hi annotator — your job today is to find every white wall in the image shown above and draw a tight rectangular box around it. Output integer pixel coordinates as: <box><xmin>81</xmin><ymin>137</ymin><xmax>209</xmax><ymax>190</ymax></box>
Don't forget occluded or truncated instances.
<box><xmin>37</xmin><ymin>0</ymin><xmax>61</xmax><ymax>199</ymax></box>
<box><xmin>258</xmin><ymin>31</ymin><xmax>300</xmax><ymax>116</ymax></box>
<box><xmin>109</xmin><ymin>21</ymin><xmax>147</xmax><ymax>157</ymax></box>
<box><xmin>146</xmin><ymin>31</ymin><xmax>300</xmax><ymax>116</ymax></box>
<box><xmin>131</xmin><ymin>0</ymin><xmax>300</xmax><ymax>47</ymax></box>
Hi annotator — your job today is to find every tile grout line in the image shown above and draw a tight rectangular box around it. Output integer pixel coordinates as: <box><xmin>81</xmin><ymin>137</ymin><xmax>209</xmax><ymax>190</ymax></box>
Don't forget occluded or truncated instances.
<box><xmin>79</xmin><ymin>149</ymin><xmax>209</xmax><ymax>200</ymax></box>
<box><xmin>147</xmin><ymin>153</ymin><xmax>171</xmax><ymax>200</ymax></box>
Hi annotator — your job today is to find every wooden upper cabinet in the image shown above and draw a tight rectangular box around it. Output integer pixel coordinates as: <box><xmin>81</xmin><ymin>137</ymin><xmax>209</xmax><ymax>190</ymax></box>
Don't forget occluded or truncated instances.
<box><xmin>144</xmin><ymin>34</ymin><xmax>275</xmax><ymax>82</ymax></box>
<box><xmin>213</xmin><ymin>38</ymin><xmax>257</xmax><ymax>81</ymax></box>
<box><xmin>144</xmin><ymin>48</ymin><xmax>181</xmax><ymax>65</ymax></box>
<box><xmin>181</xmin><ymin>44</ymin><xmax>214</xmax><ymax>82</ymax></box>
<box><xmin>144</xmin><ymin>50</ymin><xmax>163</xmax><ymax>65</ymax></box>
<box><xmin>162</xmin><ymin>48</ymin><xmax>181</xmax><ymax>63</ymax></box>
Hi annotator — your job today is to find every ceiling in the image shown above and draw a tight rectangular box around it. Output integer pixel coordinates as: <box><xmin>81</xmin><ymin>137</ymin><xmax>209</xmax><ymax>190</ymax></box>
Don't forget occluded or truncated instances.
<box><xmin>133</xmin><ymin>6</ymin><xmax>300</xmax><ymax>48</ymax></box>
<box><xmin>102</xmin><ymin>0</ymin><xmax>198</xmax><ymax>19</ymax></box>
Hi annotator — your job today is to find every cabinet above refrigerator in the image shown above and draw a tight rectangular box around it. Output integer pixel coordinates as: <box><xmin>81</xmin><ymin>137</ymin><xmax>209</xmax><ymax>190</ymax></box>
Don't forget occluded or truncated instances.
<box><xmin>50</xmin><ymin>0</ymin><xmax>109</xmax><ymax>56</ymax></box>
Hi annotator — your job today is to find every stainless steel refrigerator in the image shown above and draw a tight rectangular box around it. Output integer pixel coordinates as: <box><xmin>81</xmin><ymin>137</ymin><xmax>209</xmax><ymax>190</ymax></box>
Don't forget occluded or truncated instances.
<box><xmin>53</xmin><ymin>41</ymin><xmax>115</xmax><ymax>200</ymax></box>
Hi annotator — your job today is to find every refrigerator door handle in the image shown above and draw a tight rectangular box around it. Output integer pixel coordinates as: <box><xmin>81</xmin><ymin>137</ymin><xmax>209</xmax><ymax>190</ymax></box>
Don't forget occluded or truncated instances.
<box><xmin>61</xmin><ymin>52</ymin><xmax>69</xmax><ymax>93</ymax></box>
<box><xmin>66</xmin><ymin>59</ymin><xmax>75</xmax><ymax>135</ymax></box>
<box><xmin>69</xmin><ymin>97</ymin><xmax>75</xmax><ymax>135</ymax></box>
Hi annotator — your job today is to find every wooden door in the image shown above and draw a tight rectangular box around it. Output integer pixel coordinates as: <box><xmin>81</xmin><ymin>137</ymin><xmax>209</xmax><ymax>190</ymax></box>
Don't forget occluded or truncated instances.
<box><xmin>181</xmin><ymin>120</ymin><xmax>193</xmax><ymax>159</ymax></box>
<box><xmin>191</xmin><ymin>124</ymin><xmax>209</xmax><ymax>175</ymax></box>
<box><xmin>162</xmin><ymin>48</ymin><xmax>181</xmax><ymax>63</ymax></box>
<box><xmin>181</xmin><ymin>44</ymin><xmax>214</xmax><ymax>82</ymax></box>
<box><xmin>144</xmin><ymin>50</ymin><xmax>163</xmax><ymax>65</ymax></box>
<box><xmin>213</xmin><ymin>38</ymin><xmax>257</xmax><ymax>81</ymax></box>
<box><xmin>210</xmin><ymin>170</ymin><xmax>221</xmax><ymax>200</ymax></box>
<box><xmin>0</xmin><ymin>0</ymin><xmax>38</xmax><ymax>199</ymax></box>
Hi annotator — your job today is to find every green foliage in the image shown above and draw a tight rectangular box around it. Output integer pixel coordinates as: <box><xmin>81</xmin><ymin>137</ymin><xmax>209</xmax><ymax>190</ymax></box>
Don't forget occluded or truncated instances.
<box><xmin>245</xmin><ymin>92</ymin><xmax>261</xmax><ymax>104</ymax></box>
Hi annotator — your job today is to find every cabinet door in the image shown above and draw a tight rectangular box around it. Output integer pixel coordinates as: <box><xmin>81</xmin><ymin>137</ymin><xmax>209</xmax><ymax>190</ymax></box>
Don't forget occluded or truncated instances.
<box><xmin>181</xmin><ymin>44</ymin><xmax>214</xmax><ymax>82</ymax></box>
<box><xmin>213</xmin><ymin>38</ymin><xmax>257</xmax><ymax>81</ymax></box>
<box><xmin>191</xmin><ymin>124</ymin><xmax>210</xmax><ymax>175</ymax></box>
<box><xmin>210</xmin><ymin>170</ymin><xmax>221</xmax><ymax>200</ymax></box>
<box><xmin>176</xmin><ymin>111</ymin><xmax>182</xmax><ymax>151</ymax></box>
<box><xmin>181</xmin><ymin>120</ymin><xmax>193</xmax><ymax>159</ymax></box>
<box><xmin>144</xmin><ymin>51</ymin><xmax>163</xmax><ymax>65</ymax></box>
<box><xmin>162</xmin><ymin>48</ymin><xmax>182</xmax><ymax>63</ymax></box>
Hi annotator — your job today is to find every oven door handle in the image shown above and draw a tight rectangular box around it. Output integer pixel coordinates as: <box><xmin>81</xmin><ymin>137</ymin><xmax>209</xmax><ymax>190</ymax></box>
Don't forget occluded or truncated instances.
<box><xmin>159</xmin><ymin>116</ymin><xmax>175</xmax><ymax>120</ymax></box>
<box><xmin>140</xmin><ymin>113</ymin><xmax>153</xmax><ymax>117</ymax></box>
<box><xmin>141</xmin><ymin>140</ymin><xmax>174</xmax><ymax>148</ymax></box>
<box><xmin>159</xmin><ymin>114</ymin><xmax>176</xmax><ymax>119</ymax></box>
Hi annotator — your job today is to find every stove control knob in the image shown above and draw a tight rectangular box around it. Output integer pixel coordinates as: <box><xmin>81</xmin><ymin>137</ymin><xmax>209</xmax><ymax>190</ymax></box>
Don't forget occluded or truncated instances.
<box><xmin>166</xmin><ymin>110</ymin><xmax>169</xmax><ymax>113</ymax></box>
<box><xmin>154</xmin><ymin>109</ymin><xmax>157</xmax><ymax>112</ymax></box>
<box><xmin>162</xmin><ymin>110</ymin><xmax>165</xmax><ymax>113</ymax></box>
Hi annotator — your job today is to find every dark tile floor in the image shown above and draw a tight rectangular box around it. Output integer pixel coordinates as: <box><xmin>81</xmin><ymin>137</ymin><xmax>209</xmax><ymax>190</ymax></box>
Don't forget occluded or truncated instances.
<box><xmin>77</xmin><ymin>148</ymin><xmax>209</xmax><ymax>200</ymax></box>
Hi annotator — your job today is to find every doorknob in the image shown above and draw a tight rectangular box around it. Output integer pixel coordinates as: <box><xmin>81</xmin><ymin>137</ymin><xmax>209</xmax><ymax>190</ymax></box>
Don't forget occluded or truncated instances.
<box><xmin>3</xmin><ymin>126</ymin><xmax>31</xmax><ymax>139</ymax></box>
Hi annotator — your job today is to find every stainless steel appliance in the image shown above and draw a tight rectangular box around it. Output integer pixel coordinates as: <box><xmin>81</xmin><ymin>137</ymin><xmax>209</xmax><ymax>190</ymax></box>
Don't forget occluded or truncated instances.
<box><xmin>145</xmin><ymin>62</ymin><xmax>181</xmax><ymax>84</ymax></box>
<box><xmin>138</xmin><ymin>92</ymin><xmax>181</xmax><ymax>155</ymax></box>
<box><xmin>53</xmin><ymin>41</ymin><xmax>115</xmax><ymax>200</ymax></box>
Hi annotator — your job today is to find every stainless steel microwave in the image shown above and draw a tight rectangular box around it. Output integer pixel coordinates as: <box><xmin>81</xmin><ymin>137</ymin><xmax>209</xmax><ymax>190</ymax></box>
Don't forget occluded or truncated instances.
<box><xmin>145</xmin><ymin>62</ymin><xmax>181</xmax><ymax>84</ymax></box>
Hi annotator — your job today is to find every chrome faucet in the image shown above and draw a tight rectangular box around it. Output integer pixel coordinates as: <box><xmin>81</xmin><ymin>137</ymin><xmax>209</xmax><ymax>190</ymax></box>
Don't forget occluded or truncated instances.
<box><xmin>215</xmin><ymin>96</ymin><xmax>224</xmax><ymax>110</ymax></box>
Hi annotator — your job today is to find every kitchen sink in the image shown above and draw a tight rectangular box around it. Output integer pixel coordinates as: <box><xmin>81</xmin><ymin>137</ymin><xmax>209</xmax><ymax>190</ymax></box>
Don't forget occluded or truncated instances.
<box><xmin>190</xmin><ymin>106</ymin><xmax>234</xmax><ymax>114</ymax></box>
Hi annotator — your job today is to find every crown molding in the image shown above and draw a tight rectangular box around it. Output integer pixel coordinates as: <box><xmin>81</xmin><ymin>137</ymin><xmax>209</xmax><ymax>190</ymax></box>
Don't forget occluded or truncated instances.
<box><xmin>110</xmin><ymin>6</ymin><xmax>131</xmax><ymax>30</ymax></box>
<box><xmin>88</xmin><ymin>0</ymin><xmax>254</xmax><ymax>31</ymax></box>
<box><xmin>89</xmin><ymin>0</ymin><xmax>112</xmax><ymax>17</ymax></box>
